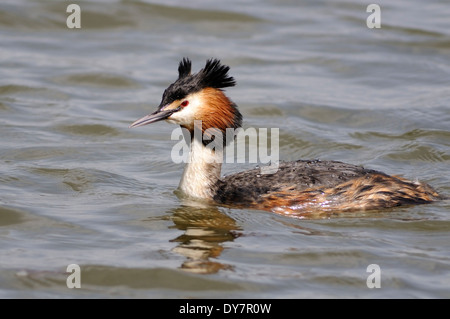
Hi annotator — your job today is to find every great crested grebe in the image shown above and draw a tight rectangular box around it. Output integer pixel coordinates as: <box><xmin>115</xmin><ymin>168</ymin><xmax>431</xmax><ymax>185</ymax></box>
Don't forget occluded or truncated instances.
<box><xmin>130</xmin><ymin>58</ymin><xmax>441</xmax><ymax>215</ymax></box>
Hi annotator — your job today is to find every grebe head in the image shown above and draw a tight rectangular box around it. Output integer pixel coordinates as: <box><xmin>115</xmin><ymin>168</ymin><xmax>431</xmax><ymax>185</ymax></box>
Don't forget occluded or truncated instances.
<box><xmin>130</xmin><ymin>58</ymin><xmax>242</xmax><ymax>139</ymax></box>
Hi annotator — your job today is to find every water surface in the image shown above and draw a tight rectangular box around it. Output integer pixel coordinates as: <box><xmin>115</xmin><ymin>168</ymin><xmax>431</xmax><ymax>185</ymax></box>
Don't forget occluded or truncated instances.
<box><xmin>0</xmin><ymin>0</ymin><xmax>449</xmax><ymax>298</ymax></box>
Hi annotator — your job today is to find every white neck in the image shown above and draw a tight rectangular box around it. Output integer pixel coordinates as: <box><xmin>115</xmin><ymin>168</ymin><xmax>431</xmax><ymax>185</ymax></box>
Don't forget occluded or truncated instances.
<box><xmin>178</xmin><ymin>137</ymin><xmax>223</xmax><ymax>199</ymax></box>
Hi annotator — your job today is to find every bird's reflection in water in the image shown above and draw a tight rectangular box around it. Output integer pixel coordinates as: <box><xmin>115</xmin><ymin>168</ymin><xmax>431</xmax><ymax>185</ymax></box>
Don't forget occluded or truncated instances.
<box><xmin>168</xmin><ymin>201</ymin><xmax>241</xmax><ymax>274</ymax></box>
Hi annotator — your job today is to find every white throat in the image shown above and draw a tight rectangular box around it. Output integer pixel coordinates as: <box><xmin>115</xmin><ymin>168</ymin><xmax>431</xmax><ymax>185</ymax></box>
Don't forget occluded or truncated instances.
<box><xmin>178</xmin><ymin>137</ymin><xmax>223</xmax><ymax>199</ymax></box>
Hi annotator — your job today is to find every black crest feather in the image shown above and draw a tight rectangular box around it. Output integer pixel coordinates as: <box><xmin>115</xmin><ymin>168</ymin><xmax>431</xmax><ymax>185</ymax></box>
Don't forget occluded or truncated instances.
<box><xmin>198</xmin><ymin>58</ymin><xmax>236</xmax><ymax>89</ymax></box>
<box><xmin>178</xmin><ymin>57</ymin><xmax>191</xmax><ymax>79</ymax></box>
<box><xmin>159</xmin><ymin>58</ymin><xmax>236</xmax><ymax>107</ymax></box>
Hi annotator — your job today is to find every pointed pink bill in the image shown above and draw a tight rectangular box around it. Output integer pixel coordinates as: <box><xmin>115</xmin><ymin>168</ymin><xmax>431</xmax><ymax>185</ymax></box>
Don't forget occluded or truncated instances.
<box><xmin>129</xmin><ymin>108</ymin><xmax>180</xmax><ymax>128</ymax></box>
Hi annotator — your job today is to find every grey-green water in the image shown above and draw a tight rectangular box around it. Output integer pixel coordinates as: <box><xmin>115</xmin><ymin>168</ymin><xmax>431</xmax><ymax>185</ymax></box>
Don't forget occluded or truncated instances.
<box><xmin>0</xmin><ymin>0</ymin><xmax>449</xmax><ymax>298</ymax></box>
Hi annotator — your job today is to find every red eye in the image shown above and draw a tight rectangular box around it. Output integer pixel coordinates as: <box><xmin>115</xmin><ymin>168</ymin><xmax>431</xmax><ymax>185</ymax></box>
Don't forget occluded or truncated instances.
<box><xmin>181</xmin><ymin>100</ymin><xmax>189</xmax><ymax>107</ymax></box>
